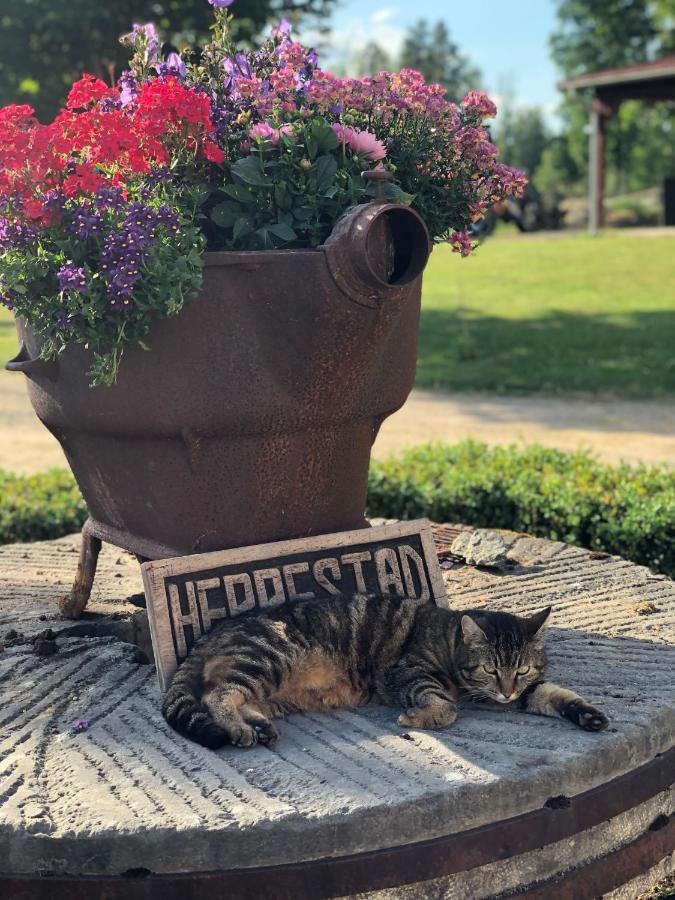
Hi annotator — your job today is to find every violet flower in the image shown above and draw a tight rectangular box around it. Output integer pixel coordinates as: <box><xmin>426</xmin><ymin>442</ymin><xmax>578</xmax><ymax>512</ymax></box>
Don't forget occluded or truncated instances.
<box><xmin>57</xmin><ymin>264</ymin><xmax>87</xmax><ymax>293</ymax></box>
<box><xmin>165</xmin><ymin>52</ymin><xmax>187</xmax><ymax>79</ymax></box>
<box><xmin>272</xmin><ymin>19</ymin><xmax>292</xmax><ymax>38</ymax></box>
<box><xmin>209</xmin><ymin>0</ymin><xmax>235</xmax><ymax>7</ymax></box>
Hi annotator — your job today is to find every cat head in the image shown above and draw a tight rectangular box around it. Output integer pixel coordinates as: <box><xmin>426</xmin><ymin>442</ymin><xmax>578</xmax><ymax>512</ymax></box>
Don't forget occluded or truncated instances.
<box><xmin>455</xmin><ymin>607</ymin><xmax>551</xmax><ymax>703</ymax></box>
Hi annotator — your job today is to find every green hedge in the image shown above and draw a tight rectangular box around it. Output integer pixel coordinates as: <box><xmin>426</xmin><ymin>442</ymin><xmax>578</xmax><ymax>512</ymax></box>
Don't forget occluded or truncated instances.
<box><xmin>367</xmin><ymin>441</ymin><xmax>675</xmax><ymax>577</ymax></box>
<box><xmin>1</xmin><ymin>442</ymin><xmax>674</xmax><ymax>578</ymax></box>
<box><xmin>0</xmin><ymin>469</ymin><xmax>87</xmax><ymax>544</ymax></box>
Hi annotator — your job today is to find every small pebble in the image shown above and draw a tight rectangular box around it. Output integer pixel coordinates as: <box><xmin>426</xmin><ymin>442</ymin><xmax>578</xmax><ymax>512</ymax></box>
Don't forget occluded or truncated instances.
<box><xmin>634</xmin><ymin>601</ymin><xmax>659</xmax><ymax>616</ymax></box>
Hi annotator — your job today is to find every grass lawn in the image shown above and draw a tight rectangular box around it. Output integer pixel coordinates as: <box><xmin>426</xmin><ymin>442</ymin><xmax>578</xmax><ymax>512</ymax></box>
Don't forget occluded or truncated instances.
<box><xmin>1</xmin><ymin>230</ymin><xmax>674</xmax><ymax>397</ymax></box>
<box><xmin>419</xmin><ymin>231</ymin><xmax>675</xmax><ymax>397</ymax></box>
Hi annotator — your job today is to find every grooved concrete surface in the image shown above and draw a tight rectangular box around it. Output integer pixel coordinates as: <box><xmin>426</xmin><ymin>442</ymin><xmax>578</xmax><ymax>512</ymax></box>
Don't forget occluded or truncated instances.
<box><xmin>0</xmin><ymin>532</ymin><xmax>674</xmax><ymax>882</ymax></box>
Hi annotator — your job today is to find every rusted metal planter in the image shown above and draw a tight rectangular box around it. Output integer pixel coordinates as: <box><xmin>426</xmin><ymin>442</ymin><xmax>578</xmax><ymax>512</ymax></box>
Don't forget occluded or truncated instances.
<box><xmin>7</xmin><ymin>201</ymin><xmax>430</xmax><ymax>615</ymax></box>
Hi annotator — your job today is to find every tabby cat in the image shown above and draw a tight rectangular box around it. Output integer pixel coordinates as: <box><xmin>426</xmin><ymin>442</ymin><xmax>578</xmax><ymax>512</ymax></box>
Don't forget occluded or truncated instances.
<box><xmin>162</xmin><ymin>594</ymin><xmax>609</xmax><ymax>749</ymax></box>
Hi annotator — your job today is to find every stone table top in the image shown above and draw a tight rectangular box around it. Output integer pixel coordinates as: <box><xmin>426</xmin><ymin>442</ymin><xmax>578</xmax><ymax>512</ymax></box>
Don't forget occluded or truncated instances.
<box><xmin>0</xmin><ymin>530</ymin><xmax>674</xmax><ymax>880</ymax></box>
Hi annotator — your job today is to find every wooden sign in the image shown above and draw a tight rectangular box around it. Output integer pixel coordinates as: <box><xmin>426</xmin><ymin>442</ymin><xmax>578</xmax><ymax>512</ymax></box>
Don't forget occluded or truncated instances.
<box><xmin>142</xmin><ymin>519</ymin><xmax>447</xmax><ymax>690</ymax></box>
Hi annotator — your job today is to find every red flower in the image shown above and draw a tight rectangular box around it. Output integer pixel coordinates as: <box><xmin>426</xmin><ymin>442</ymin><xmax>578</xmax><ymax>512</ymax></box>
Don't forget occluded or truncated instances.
<box><xmin>66</xmin><ymin>75</ymin><xmax>115</xmax><ymax>111</ymax></box>
<box><xmin>203</xmin><ymin>140</ymin><xmax>225</xmax><ymax>163</ymax></box>
<box><xmin>23</xmin><ymin>199</ymin><xmax>45</xmax><ymax>219</ymax></box>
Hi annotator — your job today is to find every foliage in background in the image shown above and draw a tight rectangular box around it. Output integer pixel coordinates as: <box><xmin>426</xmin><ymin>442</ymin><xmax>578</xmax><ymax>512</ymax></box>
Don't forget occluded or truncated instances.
<box><xmin>398</xmin><ymin>20</ymin><xmax>482</xmax><ymax>103</ymax></box>
<box><xmin>544</xmin><ymin>0</ymin><xmax>675</xmax><ymax>198</ymax></box>
<box><xmin>3</xmin><ymin>444</ymin><xmax>674</xmax><ymax>580</ymax></box>
<box><xmin>0</xmin><ymin>0</ymin><xmax>339</xmax><ymax>122</ymax></box>
<box><xmin>0</xmin><ymin>469</ymin><xmax>87</xmax><ymax>544</ymax></box>
<box><xmin>368</xmin><ymin>441</ymin><xmax>675</xmax><ymax>577</ymax></box>
<box><xmin>0</xmin><ymin>7</ymin><xmax>525</xmax><ymax>385</ymax></box>
<box><xmin>351</xmin><ymin>19</ymin><xmax>482</xmax><ymax>105</ymax></box>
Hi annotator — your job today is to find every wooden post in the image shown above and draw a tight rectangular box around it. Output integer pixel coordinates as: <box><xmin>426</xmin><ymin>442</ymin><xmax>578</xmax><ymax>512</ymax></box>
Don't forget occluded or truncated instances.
<box><xmin>588</xmin><ymin>99</ymin><xmax>610</xmax><ymax>233</ymax></box>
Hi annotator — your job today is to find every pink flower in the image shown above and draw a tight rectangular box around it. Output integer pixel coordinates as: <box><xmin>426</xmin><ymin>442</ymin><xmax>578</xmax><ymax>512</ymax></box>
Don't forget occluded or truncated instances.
<box><xmin>461</xmin><ymin>91</ymin><xmax>497</xmax><ymax>120</ymax></box>
<box><xmin>248</xmin><ymin>122</ymin><xmax>296</xmax><ymax>145</ymax></box>
<box><xmin>332</xmin><ymin>124</ymin><xmax>386</xmax><ymax>161</ymax></box>
<box><xmin>249</xmin><ymin>122</ymin><xmax>276</xmax><ymax>141</ymax></box>
<box><xmin>448</xmin><ymin>230</ymin><xmax>474</xmax><ymax>257</ymax></box>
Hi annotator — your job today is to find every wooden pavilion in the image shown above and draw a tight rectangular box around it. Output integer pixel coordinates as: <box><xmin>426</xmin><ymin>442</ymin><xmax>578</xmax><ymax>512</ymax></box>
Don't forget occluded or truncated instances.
<box><xmin>559</xmin><ymin>56</ymin><xmax>675</xmax><ymax>231</ymax></box>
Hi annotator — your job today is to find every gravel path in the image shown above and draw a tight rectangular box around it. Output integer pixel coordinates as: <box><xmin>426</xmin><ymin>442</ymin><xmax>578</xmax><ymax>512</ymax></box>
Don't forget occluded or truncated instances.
<box><xmin>1</xmin><ymin>374</ymin><xmax>674</xmax><ymax>474</ymax></box>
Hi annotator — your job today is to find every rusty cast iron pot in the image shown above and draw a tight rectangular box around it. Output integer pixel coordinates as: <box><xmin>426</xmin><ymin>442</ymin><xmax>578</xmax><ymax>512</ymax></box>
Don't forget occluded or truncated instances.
<box><xmin>7</xmin><ymin>201</ymin><xmax>430</xmax><ymax>558</ymax></box>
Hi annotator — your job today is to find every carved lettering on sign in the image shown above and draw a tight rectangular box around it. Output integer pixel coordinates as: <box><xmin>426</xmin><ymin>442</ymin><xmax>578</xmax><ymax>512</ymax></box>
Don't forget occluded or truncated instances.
<box><xmin>142</xmin><ymin>519</ymin><xmax>447</xmax><ymax>691</ymax></box>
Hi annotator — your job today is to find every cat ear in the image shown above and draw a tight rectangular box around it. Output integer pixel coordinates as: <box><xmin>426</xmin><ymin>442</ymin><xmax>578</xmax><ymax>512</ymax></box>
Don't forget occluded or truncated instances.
<box><xmin>523</xmin><ymin>606</ymin><xmax>552</xmax><ymax>638</ymax></box>
<box><xmin>461</xmin><ymin>615</ymin><xmax>489</xmax><ymax>646</ymax></box>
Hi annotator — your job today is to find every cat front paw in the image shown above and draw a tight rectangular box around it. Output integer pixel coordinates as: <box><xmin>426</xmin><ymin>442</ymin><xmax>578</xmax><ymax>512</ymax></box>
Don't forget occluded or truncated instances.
<box><xmin>227</xmin><ymin>722</ymin><xmax>258</xmax><ymax>748</ymax></box>
<box><xmin>563</xmin><ymin>699</ymin><xmax>610</xmax><ymax>732</ymax></box>
<box><xmin>398</xmin><ymin>703</ymin><xmax>457</xmax><ymax>730</ymax></box>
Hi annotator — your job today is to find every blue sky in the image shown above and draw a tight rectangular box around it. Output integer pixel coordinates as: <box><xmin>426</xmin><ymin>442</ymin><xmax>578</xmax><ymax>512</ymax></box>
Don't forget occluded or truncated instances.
<box><xmin>300</xmin><ymin>0</ymin><xmax>563</xmax><ymax>128</ymax></box>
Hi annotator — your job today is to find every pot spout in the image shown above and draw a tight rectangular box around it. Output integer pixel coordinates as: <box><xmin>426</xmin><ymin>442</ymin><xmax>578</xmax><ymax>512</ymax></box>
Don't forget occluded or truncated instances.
<box><xmin>322</xmin><ymin>200</ymin><xmax>431</xmax><ymax>308</ymax></box>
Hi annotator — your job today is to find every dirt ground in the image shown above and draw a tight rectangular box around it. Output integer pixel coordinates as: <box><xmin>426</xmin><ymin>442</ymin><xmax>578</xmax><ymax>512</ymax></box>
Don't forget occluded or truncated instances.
<box><xmin>2</xmin><ymin>374</ymin><xmax>674</xmax><ymax>474</ymax></box>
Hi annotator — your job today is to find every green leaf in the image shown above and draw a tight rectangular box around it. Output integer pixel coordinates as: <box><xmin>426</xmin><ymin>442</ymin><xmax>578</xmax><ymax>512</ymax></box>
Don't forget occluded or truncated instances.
<box><xmin>314</xmin><ymin>155</ymin><xmax>338</xmax><ymax>191</ymax></box>
<box><xmin>233</xmin><ymin>216</ymin><xmax>254</xmax><ymax>242</ymax></box>
<box><xmin>222</xmin><ymin>184</ymin><xmax>254</xmax><ymax>203</ymax></box>
<box><xmin>231</xmin><ymin>155</ymin><xmax>272</xmax><ymax>187</ymax></box>
<box><xmin>209</xmin><ymin>202</ymin><xmax>240</xmax><ymax>229</ymax></box>
<box><xmin>267</xmin><ymin>223</ymin><xmax>297</xmax><ymax>242</ymax></box>
<box><xmin>306</xmin><ymin>135</ymin><xmax>319</xmax><ymax>160</ymax></box>
<box><xmin>292</xmin><ymin>206</ymin><xmax>313</xmax><ymax>222</ymax></box>
<box><xmin>311</xmin><ymin>120</ymin><xmax>340</xmax><ymax>153</ymax></box>
<box><xmin>274</xmin><ymin>183</ymin><xmax>293</xmax><ymax>212</ymax></box>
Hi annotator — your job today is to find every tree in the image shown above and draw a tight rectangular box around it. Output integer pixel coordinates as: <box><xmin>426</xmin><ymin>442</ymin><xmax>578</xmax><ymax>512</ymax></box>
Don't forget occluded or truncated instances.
<box><xmin>496</xmin><ymin>107</ymin><xmax>552</xmax><ymax>175</ymax></box>
<box><xmin>550</xmin><ymin>0</ymin><xmax>656</xmax><ymax>76</ymax></box>
<box><xmin>549</xmin><ymin>0</ymin><xmax>675</xmax><ymax>194</ymax></box>
<box><xmin>352</xmin><ymin>41</ymin><xmax>392</xmax><ymax>76</ymax></box>
<box><xmin>0</xmin><ymin>0</ymin><xmax>338</xmax><ymax>121</ymax></box>
<box><xmin>399</xmin><ymin>19</ymin><xmax>481</xmax><ymax>102</ymax></box>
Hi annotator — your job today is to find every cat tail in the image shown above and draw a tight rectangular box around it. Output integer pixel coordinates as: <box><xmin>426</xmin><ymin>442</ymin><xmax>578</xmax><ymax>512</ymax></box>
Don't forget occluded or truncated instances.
<box><xmin>162</xmin><ymin>662</ymin><xmax>229</xmax><ymax>749</ymax></box>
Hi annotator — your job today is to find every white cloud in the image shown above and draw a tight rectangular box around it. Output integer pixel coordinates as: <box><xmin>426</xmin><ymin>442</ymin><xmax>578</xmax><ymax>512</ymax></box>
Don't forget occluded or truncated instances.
<box><xmin>371</xmin><ymin>8</ymin><xmax>394</xmax><ymax>24</ymax></box>
<box><xmin>300</xmin><ymin>19</ymin><xmax>406</xmax><ymax>74</ymax></box>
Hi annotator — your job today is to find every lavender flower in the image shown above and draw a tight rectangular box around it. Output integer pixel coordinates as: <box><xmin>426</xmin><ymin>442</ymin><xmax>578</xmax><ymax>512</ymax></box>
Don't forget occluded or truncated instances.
<box><xmin>118</xmin><ymin>71</ymin><xmax>139</xmax><ymax>108</ymax></box>
<box><xmin>222</xmin><ymin>52</ymin><xmax>251</xmax><ymax>90</ymax></box>
<box><xmin>120</xmin><ymin>23</ymin><xmax>160</xmax><ymax>65</ymax></box>
<box><xmin>0</xmin><ymin>218</ymin><xmax>37</xmax><ymax>250</ymax></box>
<box><xmin>100</xmin><ymin>202</ymin><xmax>180</xmax><ymax>310</ymax></box>
<box><xmin>57</xmin><ymin>264</ymin><xmax>87</xmax><ymax>293</ymax></box>
<box><xmin>0</xmin><ymin>289</ymin><xmax>18</xmax><ymax>311</ymax></box>
<box><xmin>70</xmin><ymin>207</ymin><xmax>103</xmax><ymax>239</ymax></box>
<box><xmin>209</xmin><ymin>0</ymin><xmax>235</xmax><ymax>7</ymax></box>
<box><xmin>272</xmin><ymin>19</ymin><xmax>292</xmax><ymax>38</ymax></box>
<box><xmin>162</xmin><ymin>52</ymin><xmax>187</xmax><ymax>79</ymax></box>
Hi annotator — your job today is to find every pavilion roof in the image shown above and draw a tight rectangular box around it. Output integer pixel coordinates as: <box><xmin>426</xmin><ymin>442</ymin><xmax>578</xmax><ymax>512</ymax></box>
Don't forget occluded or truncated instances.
<box><xmin>559</xmin><ymin>55</ymin><xmax>675</xmax><ymax>92</ymax></box>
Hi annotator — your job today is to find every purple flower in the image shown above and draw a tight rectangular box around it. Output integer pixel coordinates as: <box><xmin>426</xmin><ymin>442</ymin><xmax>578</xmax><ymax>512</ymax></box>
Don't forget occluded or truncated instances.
<box><xmin>0</xmin><ymin>218</ymin><xmax>37</xmax><ymax>250</ymax></box>
<box><xmin>165</xmin><ymin>52</ymin><xmax>187</xmax><ymax>79</ymax></box>
<box><xmin>57</xmin><ymin>265</ymin><xmax>87</xmax><ymax>293</ymax></box>
<box><xmin>209</xmin><ymin>0</ymin><xmax>235</xmax><ymax>7</ymax></box>
<box><xmin>72</xmin><ymin>719</ymin><xmax>90</xmax><ymax>734</ymax></box>
<box><xmin>0</xmin><ymin>289</ymin><xmax>18</xmax><ymax>311</ymax></box>
<box><xmin>120</xmin><ymin>25</ymin><xmax>159</xmax><ymax>67</ymax></box>
<box><xmin>118</xmin><ymin>72</ymin><xmax>139</xmax><ymax>108</ymax></box>
<box><xmin>70</xmin><ymin>207</ymin><xmax>102</xmax><ymax>239</ymax></box>
<box><xmin>272</xmin><ymin>18</ymin><xmax>292</xmax><ymax>38</ymax></box>
<box><xmin>222</xmin><ymin>52</ymin><xmax>251</xmax><ymax>89</ymax></box>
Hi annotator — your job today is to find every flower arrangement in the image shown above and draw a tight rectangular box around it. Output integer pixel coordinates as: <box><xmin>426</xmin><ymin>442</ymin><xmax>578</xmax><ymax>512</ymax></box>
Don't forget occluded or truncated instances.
<box><xmin>0</xmin><ymin>2</ymin><xmax>525</xmax><ymax>385</ymax></box>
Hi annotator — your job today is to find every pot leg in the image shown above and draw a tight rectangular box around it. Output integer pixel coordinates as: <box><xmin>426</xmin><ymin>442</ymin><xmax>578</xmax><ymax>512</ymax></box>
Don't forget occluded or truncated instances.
<box><xmin>59</xmin><ymin>524</ymin><xmax>102</xmax><ymax>619</ymax></box>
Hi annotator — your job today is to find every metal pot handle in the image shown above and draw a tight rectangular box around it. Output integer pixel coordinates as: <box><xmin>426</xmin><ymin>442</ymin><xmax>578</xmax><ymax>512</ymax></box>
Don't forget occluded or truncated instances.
<box><xmin>5</xmin><ymin>342</ymin><xmax>58</xmax><ymax>380</ymax></box>
<box><xmin>322</xmin><ymin>200</ymin><xmax>430</xmax><ymax>309</ymax></box>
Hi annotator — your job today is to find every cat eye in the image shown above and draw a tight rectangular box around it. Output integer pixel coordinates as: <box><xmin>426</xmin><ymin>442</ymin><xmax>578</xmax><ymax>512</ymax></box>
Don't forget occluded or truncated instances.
<box><xmin>482</xmin><ymin>665</ymin><xmax>497</xmax><ymax>675</ymax></box>
<box><xmin>517</xmin><ymin>666</ymin><xmax>531</xmax><ymax>676</ymax></box>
